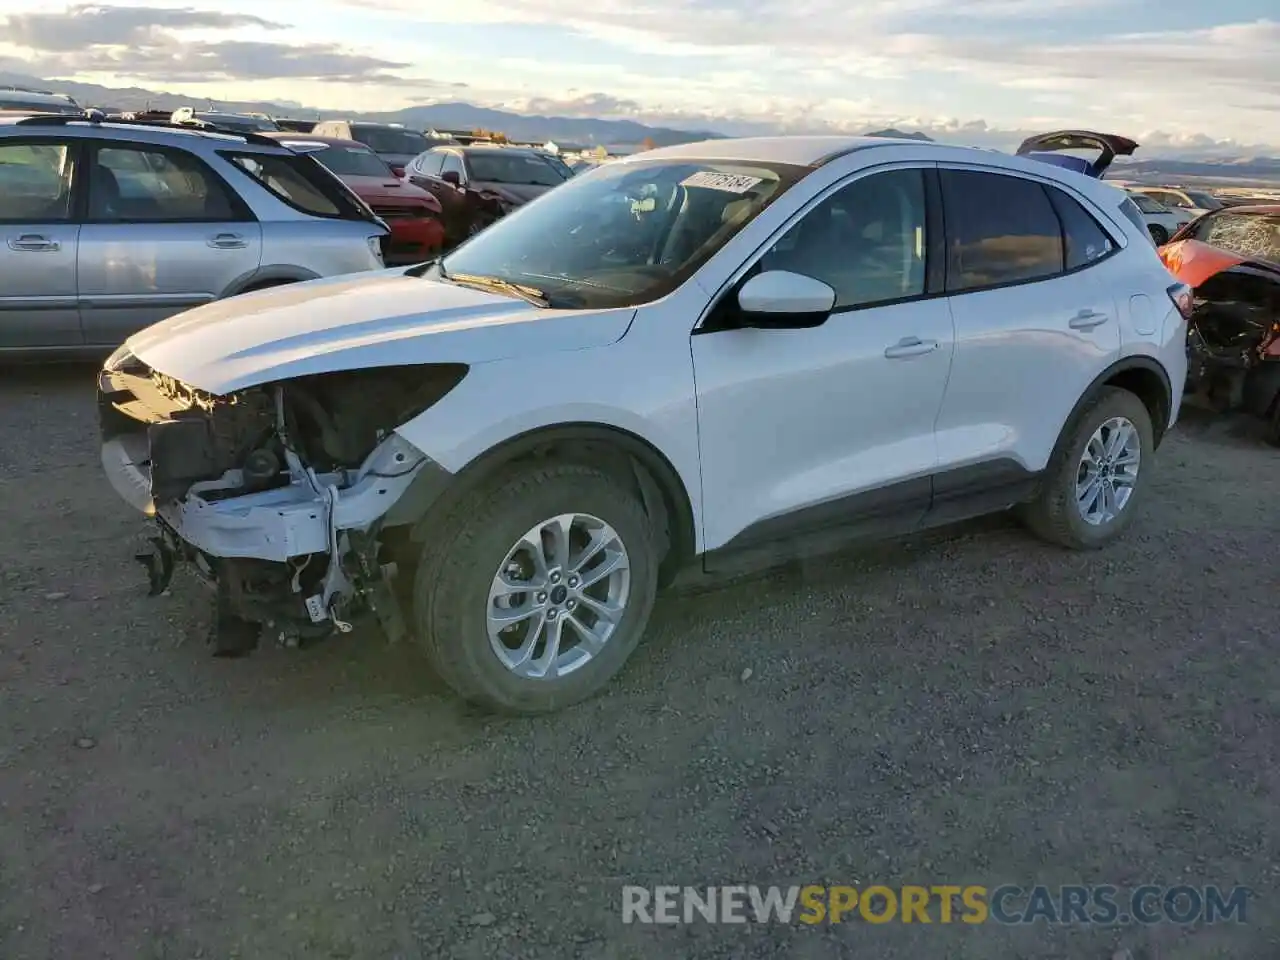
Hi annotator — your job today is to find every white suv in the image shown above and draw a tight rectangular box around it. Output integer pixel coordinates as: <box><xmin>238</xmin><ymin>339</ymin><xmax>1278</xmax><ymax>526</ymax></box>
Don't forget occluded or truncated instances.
<box><xmin>99</xmin><ymin>135</ymin><xmax>1190</xmax><ymax>713</ymax></box>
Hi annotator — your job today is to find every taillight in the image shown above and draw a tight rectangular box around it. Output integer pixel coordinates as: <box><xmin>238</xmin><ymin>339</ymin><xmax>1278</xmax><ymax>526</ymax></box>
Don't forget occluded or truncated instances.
<box><xmin>1167</xmin><ymin>282</ymin><xmax>1194</xmax><ymax>320</ymax></box>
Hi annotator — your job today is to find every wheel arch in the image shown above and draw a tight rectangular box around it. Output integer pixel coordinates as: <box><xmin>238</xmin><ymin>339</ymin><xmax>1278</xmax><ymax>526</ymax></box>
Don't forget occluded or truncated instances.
<box><xmin>395</xmin><ymin>422</ymin><xmax>698</xmax><ymax>587</ymax></box>
<box><xmin>222</xmin><ymin>266</ymin><xmax>319</xmax><ymax>298</ymax></box>
<box><xmin>1067</xmin><ymin>355</ymin><xmax>1174</xmax><ymax>449</ymax></box>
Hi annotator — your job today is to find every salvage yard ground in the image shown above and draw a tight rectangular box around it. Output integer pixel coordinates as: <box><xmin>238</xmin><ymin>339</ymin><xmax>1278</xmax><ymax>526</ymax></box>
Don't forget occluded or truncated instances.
<box><xmin>1</xmin><ymin>366</ymin><xmax>1278</xmax><ymax>960</ymax></box>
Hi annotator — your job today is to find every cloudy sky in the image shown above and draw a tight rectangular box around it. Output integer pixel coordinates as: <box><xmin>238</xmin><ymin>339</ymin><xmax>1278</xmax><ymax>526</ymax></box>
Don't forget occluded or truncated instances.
<box><xmin>0</xmin><ymin>1</ymin><xmax>1277</xmax><ymax>151</ymax></box>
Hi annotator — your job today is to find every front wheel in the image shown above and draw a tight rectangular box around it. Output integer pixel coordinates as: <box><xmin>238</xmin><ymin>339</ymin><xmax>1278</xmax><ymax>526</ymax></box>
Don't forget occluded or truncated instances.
<box><xmin>1021</xmin><ymin>387</ymin><xmax>1155</xmax><ymax>550</ymax></box>
<box><xmin>413</xmin><ymin>462</ymin><xmax>659</xmax><ymax>714</ymax></box>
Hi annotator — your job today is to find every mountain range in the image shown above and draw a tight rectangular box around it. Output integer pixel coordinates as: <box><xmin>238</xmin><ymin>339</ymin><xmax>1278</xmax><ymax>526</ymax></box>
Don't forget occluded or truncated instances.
<box><xmin>4</xmin><ymin>71</ymin><xmax>1279</xmax><ymax>184</ymax></box>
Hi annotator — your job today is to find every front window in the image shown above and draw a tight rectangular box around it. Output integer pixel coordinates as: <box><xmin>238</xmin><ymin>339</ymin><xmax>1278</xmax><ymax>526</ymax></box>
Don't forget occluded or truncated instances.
<box><xmin>351</xmin><ymin>126</ymin><xmax>430</xmax><ymax>156</ymax></box>
<box><xmin>435</xmin><ymin>158</ymin><xmax>806</xmax><ymax>308</ymax></box>
<box><xmin>465</xmin><ymin>152</ymin><xmax>567</xmax><ymax>187</ymax></box>
<box><xmin>289</xmin><ymin>143</ymin><xmax>392</xmax><ymax>179</ymax></box>
<box><xmin>1191</xmin><ymin>211</ymin><xmax>1280</xmax><ymax>263</ymax></box>
<box><xmin>1130</xmin><ymin>194</ymin><xmax>1164</xmax><ymax>214</ymax></box>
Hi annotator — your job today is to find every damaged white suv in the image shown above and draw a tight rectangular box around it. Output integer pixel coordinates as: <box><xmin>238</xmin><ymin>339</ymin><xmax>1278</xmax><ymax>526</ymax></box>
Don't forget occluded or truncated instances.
<box><xmin>100</xmin><ymin>135</ymin><xmax>1189</xmax><ymax>713</ymax></box>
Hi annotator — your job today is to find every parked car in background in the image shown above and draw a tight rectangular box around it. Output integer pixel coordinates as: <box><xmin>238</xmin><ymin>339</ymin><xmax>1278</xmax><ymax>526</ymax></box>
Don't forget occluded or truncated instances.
<box><xmin>310</xmin><ymin>121</ymin><xmax>432</xmax><ymax>177</ymax></box>
<box><xmin>274</xmin><ymin>118</ymin><xmax>318</xmax><ymax>133</ymax></box>
<box><xmin>0</xmin><ymin>86</ymin><xmax>81</xmax><ymax>116</ymax></box>
<box><xmin>1126</xmin><ymin>190</ymin><xmax>1193</xmax><ymax>244</ymax></box>
<box><xmin>1159</xmin><ymin>205</ymin><xmax>1280</xmax><ymax>444</ymax></box>
<box><xmin>1131</xmin><ymin>186</ymin><xmax>1224</xmax><ymax>219</ymax></box>
<box><xmin>264</xmin><ymin>133</ymin><xmax>445</xmax><ymax>264</ymax></box>
<box><xmin>403</xmin><ymin>144</ymin><xmax>572</xmax><ymax>246</ymax></box>
<box><xmin>0</xmin><ymin>113</ymin><xmax>387</xmax><ymax>358</ymax></box>
<box><xmin>171</xmin><ymin>107</ymin><xmax>282</xmax><ymax>134</ymax></box>
<box><xmin>99</xmin><ymin>134</ymin><xmax>1186</xmax><ymax>713</ymax></box>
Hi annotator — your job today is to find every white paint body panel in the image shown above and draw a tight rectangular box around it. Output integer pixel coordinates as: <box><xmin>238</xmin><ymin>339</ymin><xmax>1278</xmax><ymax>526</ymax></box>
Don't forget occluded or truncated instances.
<box><xmin>111</xmin><ymin>136</ymin><xmax>1190</xmax><ymax>564</ymax></box>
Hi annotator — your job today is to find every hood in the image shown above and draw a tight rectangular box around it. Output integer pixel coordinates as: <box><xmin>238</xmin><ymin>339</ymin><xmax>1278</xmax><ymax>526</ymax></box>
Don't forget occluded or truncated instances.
<box><xmin>342</xmin><ymin>175</ymin><xmax>436</xmax><ymax>205</ymax></box>
<box><xmin>1159</xmin><ymin>238</ymin><xmax>1277</xmax><ymax>289</ymax></box>
<box><xmin>471</xmin><ymin>181</ymin><xmax>556</xmax><ymax>205</ymax></box>
<box><xmin>1016</xmin><ymin>130</ymin><xmax>1139</xmax><ymax>178</ymax></box>
<box><xmin>125</xmin><ymin>270</ymin><xmax>636</xmax><ymax>395</ymax></box>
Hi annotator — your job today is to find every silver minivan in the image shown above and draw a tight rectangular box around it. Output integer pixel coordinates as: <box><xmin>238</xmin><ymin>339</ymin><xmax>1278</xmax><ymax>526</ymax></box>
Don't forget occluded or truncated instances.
<box><xmin>0</xmin><ymin>113</ymin><xmax>388</xmax><ymax>358</ymax></box>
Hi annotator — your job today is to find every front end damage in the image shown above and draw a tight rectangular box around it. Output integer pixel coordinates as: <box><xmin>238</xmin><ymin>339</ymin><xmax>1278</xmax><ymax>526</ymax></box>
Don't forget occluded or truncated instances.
<box><xmin>98</xmin><ymin>352</ymin><xmax>465</xmax><ymax>654</ymax></box>
<box><xmin>1183</xmin><ymin>268</ymin><xmax>1280</xmax><ymax>444</ymax></box>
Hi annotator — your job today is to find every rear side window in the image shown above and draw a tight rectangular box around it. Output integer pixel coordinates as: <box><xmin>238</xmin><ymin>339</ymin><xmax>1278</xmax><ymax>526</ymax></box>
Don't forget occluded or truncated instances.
<box><xmin>222</xmin><ymin>151</ymin><xmax>372</xmax><ymax>221</ymax></box>
<box><xmin>1118</xmin><ymin>197</ymin><xmax>1148</xmax><ymax>236</ymax></box>
<box><xmin>1045</xmin><ymin>187</ymin><xmax>1114</xmax><ymax>270</ymax></box>
<box><xmin>941</xmin><ymin>169</ymin><xmax>1064</xmax><ymax>292</ymax></box>
<box><xmin>90</xmin><ymin>145</ymin><xmax>244</xmax><ymax>222</ymax></box>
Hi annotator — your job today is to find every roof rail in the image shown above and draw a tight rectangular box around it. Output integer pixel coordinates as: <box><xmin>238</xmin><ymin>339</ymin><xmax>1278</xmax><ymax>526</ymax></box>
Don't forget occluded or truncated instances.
<box><xmin>11</xmin><ymin>111</ymin><xmax>281</xmax><ymax>146</ymax></box>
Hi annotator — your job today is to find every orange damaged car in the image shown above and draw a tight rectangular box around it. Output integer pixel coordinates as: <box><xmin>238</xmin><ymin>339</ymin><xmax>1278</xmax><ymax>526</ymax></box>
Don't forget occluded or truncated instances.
<box><xmin>1159</xmin><ymin>205</ymin><xmax>1280</xmax><ymax>445</ymax></box>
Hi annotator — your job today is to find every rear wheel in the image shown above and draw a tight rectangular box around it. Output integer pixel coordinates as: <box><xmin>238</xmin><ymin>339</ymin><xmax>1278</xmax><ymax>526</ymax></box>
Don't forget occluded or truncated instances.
<box><xmin>1022</xmin><ymin>387</ymin><xmax>1154</xmax><ymax>550</ymax></box>
<box><xmin>1148</xmin><ymin>224</ymin><xmax>1169</xmax><ymax>245</ymax></box>
<box><xmin>413</xmin><ymin>462</ymin><xmax>659</xmax><ymax>714</ymax></box>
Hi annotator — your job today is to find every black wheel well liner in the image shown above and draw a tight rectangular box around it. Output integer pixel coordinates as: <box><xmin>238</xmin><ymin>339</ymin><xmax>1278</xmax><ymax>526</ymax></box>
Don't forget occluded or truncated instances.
<box><xmin>1070</xmin><ymin>356</ymin><xmax>1174</xmax><ymax>447</ymax></box>
<box><xmin>398</xmin><ymin>423</ymin><xmax>698</xmax><ymax>584</ymax></box>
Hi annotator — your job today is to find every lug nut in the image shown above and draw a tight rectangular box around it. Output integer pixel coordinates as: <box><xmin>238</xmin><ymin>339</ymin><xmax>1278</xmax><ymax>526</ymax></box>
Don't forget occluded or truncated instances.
<box><xmin>547</xmin><ymin>609</ymin><xmax>559</xmax><ymax>620</ymax></box>
<box><xmin>550</xmin><ymin>571</ymin><xmax>561</xmax><ymax>584</ymax></box>
<box><xmin>567</xmin><ymin>576</ymin><xmax>579</xmax><ymax>588</ymax></box>
<box><xmin>567</xmin><ymin>599</ymin><xmax>577</xmax><ymax>610</ymax></box>
<box><xmin>536</xmin><ymin>592</ymin><xmax>548</xmax><ymax>603</ymax></box>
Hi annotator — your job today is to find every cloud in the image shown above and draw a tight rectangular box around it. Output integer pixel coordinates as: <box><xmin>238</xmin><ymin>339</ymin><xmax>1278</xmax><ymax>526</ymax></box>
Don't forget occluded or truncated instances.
<box><xmin>3</xmin><ymin>4</ymin><xmax>281</xmax><ymax>52</ymax></box>
<box><xmin>1</xmin><ymin>3</ymin><xmax>416</xmax><ymax>85</ymax></box>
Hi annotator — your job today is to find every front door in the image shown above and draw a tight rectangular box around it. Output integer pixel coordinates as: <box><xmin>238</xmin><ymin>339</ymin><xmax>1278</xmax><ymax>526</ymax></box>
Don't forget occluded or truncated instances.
<box><xmin>691</xmin><ymin>166</ymin><xmax>955</xmax><ymax>557</ymax></box>
<box><xmin>0</xmin><ymin>138</ymin><xmax>82</xmax><ymax>351</ymax></box>
<box><xmin>77</xmin><ymin>142</ymin><xmax>262</xmax><ymax>348</ymax></box>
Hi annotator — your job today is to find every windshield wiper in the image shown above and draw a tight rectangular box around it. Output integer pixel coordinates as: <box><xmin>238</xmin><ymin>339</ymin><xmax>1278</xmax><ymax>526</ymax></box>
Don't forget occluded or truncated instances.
<box><xmin>447</xmin><ymin>272</ymin><xmax>550</xmax><ymax>307</ymax></box>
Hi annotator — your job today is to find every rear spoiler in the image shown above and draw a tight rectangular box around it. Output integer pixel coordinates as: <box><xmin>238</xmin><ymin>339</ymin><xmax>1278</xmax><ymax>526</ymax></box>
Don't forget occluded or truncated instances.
<box><xmin>1015</xmin><ymin>130</ymin><xmax>1139</xmax><ymax>178</ymax></box>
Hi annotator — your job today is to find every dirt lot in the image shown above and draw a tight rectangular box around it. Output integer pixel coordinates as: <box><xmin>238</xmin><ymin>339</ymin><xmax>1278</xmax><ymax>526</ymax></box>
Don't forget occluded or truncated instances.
<box><xmin>1</xmin><ymin>366</ymin><xmax>1277</xmax><ymax>960</ymax></box>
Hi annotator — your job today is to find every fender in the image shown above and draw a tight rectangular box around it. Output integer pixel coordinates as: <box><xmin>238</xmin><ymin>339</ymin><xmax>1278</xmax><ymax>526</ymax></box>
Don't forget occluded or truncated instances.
<box><xmin>222</xmin><ymin>265</ymin><xmax>321</xmax><ymax>298</ymax></box>
<box><xmin>1062</xmin><ymin>355</ymin><xmax>1174</xmax><ymax>447</ymax></box>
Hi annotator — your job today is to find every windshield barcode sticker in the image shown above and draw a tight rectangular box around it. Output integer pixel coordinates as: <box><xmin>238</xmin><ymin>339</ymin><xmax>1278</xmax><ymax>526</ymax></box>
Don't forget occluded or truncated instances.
<box><xmin>680</xmin><ymin>172</ymin><xmax>763</xmax><ymax>193</ymax></box>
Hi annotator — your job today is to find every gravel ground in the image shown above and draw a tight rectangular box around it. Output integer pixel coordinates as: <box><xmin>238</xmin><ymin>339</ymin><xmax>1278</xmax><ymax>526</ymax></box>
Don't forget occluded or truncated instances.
<box><xmin>1</xmin><ymin>366</ymin><xmax>1277</xmax><ymax>960</ymax></box>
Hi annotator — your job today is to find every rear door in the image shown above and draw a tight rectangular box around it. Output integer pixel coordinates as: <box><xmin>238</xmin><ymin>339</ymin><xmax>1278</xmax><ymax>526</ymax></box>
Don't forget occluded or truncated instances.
<box><xmin>77</xmin><ymin>141</ymin><xmax>262</xmax><ymax>348</ymax></box>
<box><xmin>0</xmin><ymin>137</ymin><xmax>82</xmax><ymax>350</ymax></box>
<box><xmin>932</xmin><ymin>167</ymin><xmax>1121</xmax><ymax>491</ymax></box>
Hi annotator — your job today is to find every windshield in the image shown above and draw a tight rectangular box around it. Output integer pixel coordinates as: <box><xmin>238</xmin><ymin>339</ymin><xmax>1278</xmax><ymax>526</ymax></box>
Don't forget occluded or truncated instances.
<box><xmin>1186</xmin><ymin>191</ymin><xmax>1224</xmax><ymax>211</ymax></box>
<box><xmin>1191</xmin><ymin>212</ymin><xmax>1280</xmax><ymax>263</ymax></box>
<box><xmin>0</xmin><ymin>97</ymin><xmax>80</xmax><ymax>115</ymax></box>
<box><xmin>298</xmin><ymin>143</ymin><xmax>392</xmax><ymax>178</ymax></box>
<box><xmin>353</xmin><ymin>126</ymin><xmax>430</xmax><ymax>155</ymax></box>
<box><xmin>438</xmin><ymin>158</ymin><xmax>805</xmax><ymax>309</ymax></box>
<box><xmin>467</xmin><ymin>152</ymin><xmax>567</xmax><ymax>186</ymax></box>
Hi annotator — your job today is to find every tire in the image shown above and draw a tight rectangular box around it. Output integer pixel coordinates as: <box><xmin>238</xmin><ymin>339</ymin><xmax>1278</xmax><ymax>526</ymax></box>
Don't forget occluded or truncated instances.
<box><xmin>1265</xmin><ymin>397</ymin><xmax>1280</xmax><ymax>448</ymax></box>
<box><xmin>1021</xmin><ymin>386</ymin><xmax>1155</xmax><ymax>550</ymax></box>
<box><xmin>412</xmin><ymin>462</ymin><xmax>659</xmax><ymax>714</ymax></box>
<box><xmin>1148</xmin><ymin>224</ymin><xmax>1169</xmax><ymax>245</ymax></box>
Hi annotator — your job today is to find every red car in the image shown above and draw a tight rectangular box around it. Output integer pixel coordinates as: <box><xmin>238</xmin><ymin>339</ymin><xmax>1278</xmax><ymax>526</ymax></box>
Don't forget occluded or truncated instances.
<box><xmin>265</xmin><ymin>133</ymin><xmax>445</xmax><ymax>265</ymax></box>
<box><xmin>1159</xmin><ymin>205</ymin><xmax>1280</xmax><ymax>444</ymax></box>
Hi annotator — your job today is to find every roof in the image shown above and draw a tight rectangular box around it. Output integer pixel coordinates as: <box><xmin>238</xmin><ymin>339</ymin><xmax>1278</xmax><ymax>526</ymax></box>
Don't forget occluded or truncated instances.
<box><xmin>632</xmin><ymin>135</ymin><xmax>913</xmax><ymax>167</ymax></box>
<box><xmin>1209</xmin><ymin>204</ymin><xmax>1280</xmax><ymax>215</ymax></box>
<box><xmin>0</xmin><ymin>114</ymin><xmax>292</xmax><ymax>150</ymax></box>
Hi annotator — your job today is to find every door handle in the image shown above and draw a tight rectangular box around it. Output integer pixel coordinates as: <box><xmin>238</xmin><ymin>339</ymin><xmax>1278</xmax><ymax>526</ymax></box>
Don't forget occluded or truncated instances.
<box><xmin>7</xmin><ymin>234</ymin><xmax>59</xmax><ymax>252</ymax></box>
<box><xmin>207</xmin><ymin>233</ymin><xmax>247</xmax><ymax>249</ymax></box>
<box><xmin>1069</xmin><ymin>309</ymin><xmax>1110</xmax><ymax>330</ymax></box>
<box><xmin>884</xmin><ymin>336</ymin><xmax>940</xmax><ymax>359</ymax></box>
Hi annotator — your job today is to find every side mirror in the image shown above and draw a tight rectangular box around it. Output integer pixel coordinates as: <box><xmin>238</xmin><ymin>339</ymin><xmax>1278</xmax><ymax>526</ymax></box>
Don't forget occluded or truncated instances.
<box><xmin>736</xmin><ymin>270</ymin><xmax>836</xmax><ymax>329</ymax></box>
<box><xmin>441</xmin><ymin>170</ymin><xmax>461</xmax><ymax>186</ymax></box>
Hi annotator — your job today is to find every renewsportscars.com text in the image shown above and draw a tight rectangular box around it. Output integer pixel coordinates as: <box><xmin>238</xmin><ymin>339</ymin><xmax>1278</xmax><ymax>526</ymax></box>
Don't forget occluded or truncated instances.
<box><xmin>621</xmin><ymin>884</ymin><xmax>1250</xmax><ymax>926</ymax></box>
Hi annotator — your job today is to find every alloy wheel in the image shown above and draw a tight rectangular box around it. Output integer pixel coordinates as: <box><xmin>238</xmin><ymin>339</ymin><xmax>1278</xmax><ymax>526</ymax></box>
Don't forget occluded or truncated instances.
<box><xmin>486</xmin><ymin>513</ymin><xmax>631</xmax><ymax>679</ymax></box>
<box><xmin>1075</xmin><ymin>416</ymin><xmax>1141</xmax><ymax>526</ymax></box>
